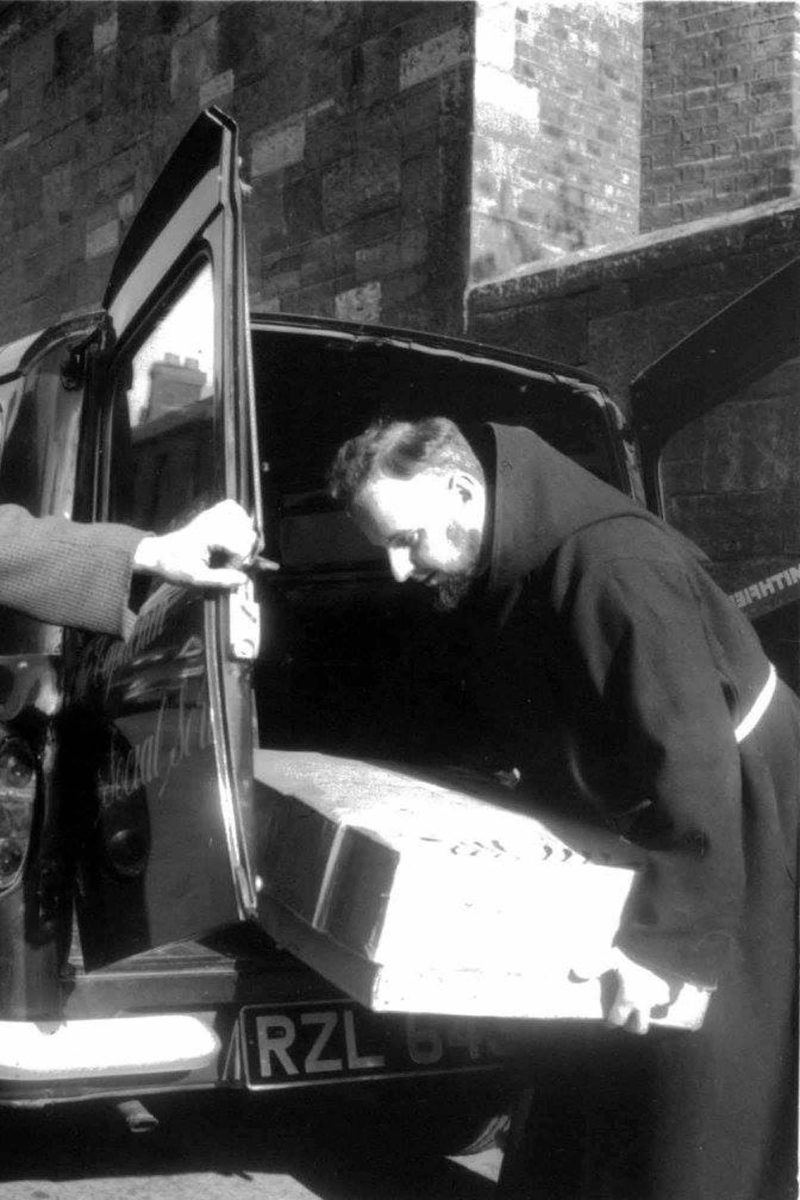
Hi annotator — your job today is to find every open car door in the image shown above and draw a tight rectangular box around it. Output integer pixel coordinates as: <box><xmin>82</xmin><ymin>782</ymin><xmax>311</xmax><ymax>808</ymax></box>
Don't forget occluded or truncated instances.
<box><xmin>629</xmin><ymin>255</ymin><xmax>800</xmax><ymax>691</ymax></box>
<box><xmin>66</xmin><ymin>108</ymin><xmax>261</xmax><ymax>968</ymax></box>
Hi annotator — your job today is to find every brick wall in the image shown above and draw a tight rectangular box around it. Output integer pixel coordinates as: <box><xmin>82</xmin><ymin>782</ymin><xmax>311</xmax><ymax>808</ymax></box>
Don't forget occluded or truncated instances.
<box><xmin>641</xmin><ymin>1</ymin><xmax>800</xmax><ymax>231</ymax></box>
<box><xmin>0</xmin><ymin>1</ymin><xmax>476</xmax><ymax>342</ymax></box>
<box><xmin>469</xmin><ymin>0</ymin><xmax>642</xmax><ymax>284</ymax></box>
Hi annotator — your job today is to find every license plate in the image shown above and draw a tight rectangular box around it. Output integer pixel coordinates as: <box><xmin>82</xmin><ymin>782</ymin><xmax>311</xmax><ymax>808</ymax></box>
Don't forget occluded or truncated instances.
<box><xmin>240</xmin><ymin>1000</ymin><xmax>505</xmax><ymax>1089</ymax></box>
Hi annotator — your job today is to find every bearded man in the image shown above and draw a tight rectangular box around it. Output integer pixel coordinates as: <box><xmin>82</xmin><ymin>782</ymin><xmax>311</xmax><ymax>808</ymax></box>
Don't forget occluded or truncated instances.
<box><xmin>328</xmin><ymin>416</ymin><xmax>800</xmax><ymax>1200</ymax></box>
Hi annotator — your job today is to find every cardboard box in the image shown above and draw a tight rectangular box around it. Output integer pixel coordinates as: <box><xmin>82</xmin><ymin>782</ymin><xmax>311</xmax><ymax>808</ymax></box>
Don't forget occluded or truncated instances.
<box><xmin>252</xmin><ymin>749</ymin><xmax>709</xmax><ymax>1030</ymax></box>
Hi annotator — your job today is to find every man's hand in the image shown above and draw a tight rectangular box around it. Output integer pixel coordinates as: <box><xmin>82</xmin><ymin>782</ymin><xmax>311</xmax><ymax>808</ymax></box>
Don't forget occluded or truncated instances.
<box><xmin>133</xmin><ymin>499</ymin><xmax>272</xmax><ymax>589</ymax></box>
<box><xmin>604</xmin><ymin>948</ymin><xmax>680</xmax><ymax>1035</ymax></box>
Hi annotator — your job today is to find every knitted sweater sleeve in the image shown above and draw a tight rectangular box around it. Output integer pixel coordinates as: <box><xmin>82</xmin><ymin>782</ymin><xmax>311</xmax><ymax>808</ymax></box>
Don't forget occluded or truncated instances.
<box><xmin>0</xmin><ymin>504</ymin><xmax>143</xmax><ymax>636</ymax></box>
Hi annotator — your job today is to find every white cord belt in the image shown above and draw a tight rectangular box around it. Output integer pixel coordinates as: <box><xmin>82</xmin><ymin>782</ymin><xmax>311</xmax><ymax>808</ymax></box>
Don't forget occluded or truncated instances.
<box><xmin>734</xmin><ymin>663</ymin><xmax>777</xmax><ymax>743</ymax></box>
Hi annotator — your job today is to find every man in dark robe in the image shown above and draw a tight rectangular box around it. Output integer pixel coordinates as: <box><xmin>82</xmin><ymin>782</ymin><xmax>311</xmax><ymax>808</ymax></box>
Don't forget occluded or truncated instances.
<box><xmin>0</xmin><ymin>498</ymin><xmax>260</xmax><ymax>634</ymax></box>
<box><xmin>328</xmin><ymin>416</ymin><xmax>800</xmax><ymax>1200</ymax></box>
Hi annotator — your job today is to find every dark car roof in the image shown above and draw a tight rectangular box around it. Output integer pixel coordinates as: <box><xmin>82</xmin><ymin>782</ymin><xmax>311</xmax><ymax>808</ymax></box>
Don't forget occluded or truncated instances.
<box><xmin>250</xmin><ymin>309</ymin><xmax>608</xmax><ymax>392</ymax></box>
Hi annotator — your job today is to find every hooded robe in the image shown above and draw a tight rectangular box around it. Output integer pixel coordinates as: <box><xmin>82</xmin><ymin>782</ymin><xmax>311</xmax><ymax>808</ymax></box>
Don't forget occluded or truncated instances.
<box><xmin>472</xmin><ymin>424</ymin><xmax>799</xmax><ymax>1200</ymax></box>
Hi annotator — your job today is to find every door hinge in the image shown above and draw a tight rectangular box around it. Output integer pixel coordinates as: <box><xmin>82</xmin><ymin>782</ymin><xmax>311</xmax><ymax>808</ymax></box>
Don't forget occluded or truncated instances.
<box><xmin>229</xmin><ymin>581</ymin><xmax>261</xmax><ymax>661</ymax></box>
<box><xmin>61</xmin><ymin>317</ymin><xmax>112</xmax><ymax>391</ymax></box>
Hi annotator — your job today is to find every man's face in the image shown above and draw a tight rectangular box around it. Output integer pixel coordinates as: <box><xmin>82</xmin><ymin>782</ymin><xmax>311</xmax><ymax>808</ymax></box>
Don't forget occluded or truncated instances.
<box><xmin>353</xmin><ymin>471</ymin><xmax>485</xmax><ymax>610</ymax></box>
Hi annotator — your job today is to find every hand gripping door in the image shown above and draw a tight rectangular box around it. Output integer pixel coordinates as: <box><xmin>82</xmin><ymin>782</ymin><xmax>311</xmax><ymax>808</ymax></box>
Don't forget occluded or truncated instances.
<box><xmin>67</xmin><ymin>108</ymin><xmax>261</xmax><ymax>968</ymax></box>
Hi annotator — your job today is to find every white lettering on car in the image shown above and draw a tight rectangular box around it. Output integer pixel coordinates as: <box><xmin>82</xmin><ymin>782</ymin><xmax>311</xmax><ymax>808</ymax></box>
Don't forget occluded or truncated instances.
<box><xmin>72</xmin><ymin>590</ymin><xmax>177</xmax><ymax>699</ymax></box>
<box><xmin>98</xmin><ymin>678</ymin><xmax>214</xmax><ymax>803</ymax></box>
<box><xmin>300</xmin><ymin>1011</ymin><xmax>343</xmax><ymax>1073</ymax></box>
<box><xmin>255</xmin><ymin>1014</ymin><xmax>299</xmax><ymax>1077</ymax></box>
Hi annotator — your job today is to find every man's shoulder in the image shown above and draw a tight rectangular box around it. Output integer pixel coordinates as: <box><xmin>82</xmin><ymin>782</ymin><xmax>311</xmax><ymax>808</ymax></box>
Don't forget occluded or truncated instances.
<box><xmin>563</xmin><ymin>512</ymin><xmax>687</xmax><ymax>570</ymax></box>
<box><xmin>543</xmin><ymin>514</ymin><xmax>718</xmax><ymax>611</ymax></box>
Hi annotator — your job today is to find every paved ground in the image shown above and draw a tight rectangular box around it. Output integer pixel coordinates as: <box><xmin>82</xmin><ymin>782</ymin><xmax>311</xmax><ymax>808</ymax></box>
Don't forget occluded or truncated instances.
<box><xmin>0</xmin><ymin>1094</ymin><xmax>503</xmax><ymax>1199</ymax></box>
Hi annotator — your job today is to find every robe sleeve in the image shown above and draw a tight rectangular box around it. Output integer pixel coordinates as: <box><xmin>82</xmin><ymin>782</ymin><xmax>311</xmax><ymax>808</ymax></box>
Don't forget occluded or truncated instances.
<box><xmin>0</xmin><ymin>504</ymin><xmax>143</xmax><ymax>636</ymax></box>
<box><xmin>561</xmin><ymin>555</ymin><xmax>745</xmax><ymax>987</ymax></box>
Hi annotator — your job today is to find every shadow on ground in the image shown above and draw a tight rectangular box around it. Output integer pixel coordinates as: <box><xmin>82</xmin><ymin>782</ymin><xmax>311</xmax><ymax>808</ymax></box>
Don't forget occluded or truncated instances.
<box><xmin>0</xmin><ymin>1092</ymin><xmax>499</xmax><ymax>1199</ymax></box>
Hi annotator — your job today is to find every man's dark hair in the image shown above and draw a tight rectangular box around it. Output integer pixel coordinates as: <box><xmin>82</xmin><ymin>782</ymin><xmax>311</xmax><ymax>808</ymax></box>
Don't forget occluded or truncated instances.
<box><xmin>328</xmin><ymin>417</ymin><xmax>483</xmax><ymax>507</ymax></box>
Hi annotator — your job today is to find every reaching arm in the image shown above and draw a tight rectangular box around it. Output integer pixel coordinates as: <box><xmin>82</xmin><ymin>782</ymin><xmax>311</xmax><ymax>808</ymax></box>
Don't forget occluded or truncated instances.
<box><xmin>0</xmin><ymin>499</ymin><xmax>268</xmax><ymax>637</ymax></box>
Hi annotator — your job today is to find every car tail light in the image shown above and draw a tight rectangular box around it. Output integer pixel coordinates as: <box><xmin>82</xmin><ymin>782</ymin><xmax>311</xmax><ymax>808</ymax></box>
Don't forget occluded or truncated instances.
<box><xmin>0</xmin><ymin>738</ymin><xmax>36</xmax><ymax>891</ymax></box>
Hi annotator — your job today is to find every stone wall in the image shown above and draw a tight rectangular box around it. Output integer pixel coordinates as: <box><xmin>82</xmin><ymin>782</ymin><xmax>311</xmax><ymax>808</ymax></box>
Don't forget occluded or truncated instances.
<box><xmin>2</xmin><ymin>1</ymin><xmax>800</xmax><ymax>350</ymax></box>
<box><xmin>641</xmin><ymin>1</ymin><xmax>800</xmax><ymax>231</ymax></box>
<box><xmin>0</xmin><ymin>1</ymin><xmax>476</xmax><ymax>341</ymax></box>
<box><xmin>470</xmin><ymin>1</ymin><xmax>643</xmax><ymax>284</ymax></box>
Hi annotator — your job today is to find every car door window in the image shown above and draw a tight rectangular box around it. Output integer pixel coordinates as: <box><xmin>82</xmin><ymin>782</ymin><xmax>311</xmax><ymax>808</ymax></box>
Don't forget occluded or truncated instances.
<box><xmin>0</xmin><ymin>353</ymin><xmax>83</xmax><ymax>520</ymax></box>
<box><xmin>657</xmin><ymin>353</ymin><xmax>800</xmax><ymax>687</ymax></box>
<box><xmin>108</xmin><ymin>262</ymin><xmax>217</xmax><ymax>535</ymax></box>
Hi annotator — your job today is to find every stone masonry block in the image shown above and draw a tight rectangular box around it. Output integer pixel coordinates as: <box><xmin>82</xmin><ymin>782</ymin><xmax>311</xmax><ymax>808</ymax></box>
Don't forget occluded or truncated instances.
<box><xmin>217</xmin><ymin>4</ymin><xmax>280</xmax><ymax>81</ymax></box>
<box><xmin>93</xmin><ymin>10</ymin><xmax>118</xmax><ymax>55</ymax></box>
<box><xmin>358</xmin><ymin>34</ymin><xmax>402</xmax><ymax>104</ymax></box>
<box><xmin>400</xmin><ymin>5</ymin><xmax>473</xmax><ymax>52</ymax></box>
<box><xmin>248</xmin><ymin>173</ymin><xmax>286</xmax><ymax>238</ymax></box>
<box><xmin>251</xmin><ymin>115</ymin><xmax>306</xmax><ymax>180</ymax></box>
<box><xmin>335</xmin><ymin>280</ymin><xmax>382</xmax><ymax>323</ymax></box>
<box><xmin>282</xmin><ymin>280</ymin><xmax>337</xmax><ymax>317</ymax></box>
<box><xmin>85</xmin><ymin>215</ymin><xmax>119</xmax><ymax>261</ymax></box>
<box><xmin>440</xmin><ymin>57</ymin><xmax>473</xmax><ymax>116</ymax></box>
<box><xmin>355</xmin><ymin>239</ymin><xmax>401</xmax><ymax>281</ymax></box>
<box><xmin>400</xmin><ymin>25</ymin><xmax>471</xmax><ymax>91</ymax></box>
<box><xmin>400</xmin><ymin>224</ymin><xmax>429</xmax><ymax>268</ymax></box>
<box><xmin>0</xmin><ymin>16</ymin><xmax>20</xmax><ymax>50</ymax></box>
<box><xmin>381</xmin><ymin>268</ymin><xmax>429</xmax><ymax>306</ymax></box>
<box><xmin>302</xmin><ymin>230</ymin><xmax>354</xmax><ymax>286</ymax></box>
<box><xmin>322</xmin><ymin>150</ymin><xmax>401</xmax><ymax>229</ymax></box>
<box><xmin>353</xmin><ymin>104</ymin><xmax>402</xmax><ymax>155</ymax></box>
<box><xmin>303</xmin><ymin>105</ymin><xmax>353</xmax><ymax>171</ymax></box>
<box><xmin>10</xmin><ymin>25</ymin><xmax>54</xmax><ymax>92</ymax></box>
<box><xmin>400</xmin><ymin>153</ymin><xmax>441</xmax><ymax>223</ymax></box>
<box><xmin>261</xmin><ymin>268</ymin><xmax>301</xmax><ymax>301</ymax></box>
<box><xmin>97</xmin><ymin>145</ymin><xmax>146</xmax><ymax>204</ymax></box>
<box><xmin>284</xmin><ymin>174</ymin><xmax>324</xmax><ymax>242</ymax></box>
<box><xmin>400</xmin><ymin>79</ymin><xmax>441</xmax><ymax>135</ymax></box>
<box><xmin>199</xmin><ymin>69</ymin><xmax>234</xmax><ymax>109</ymax></box>
<box><xmin>356</xmin><ymin>209</ymin><xmax>400</xmax><ymax>246</ymax></box>
<box><xmin>42</xmin><ymin>161</ymin><xmax>72</xmax><ymax>219</ymax></box>
<box><xmin>170</xmin><ymin>16</ymin><xmax>218</xmax><ymax>102</ymax></box>
<box><xmin>302</xmin><ymin>3</ymin><xmax>362</xmax><ymax>53</ymax></box>
<box><xmin>2</xmin><ymin>130</ymin><xmax>30</xmax><ymax>155</ymax></box>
